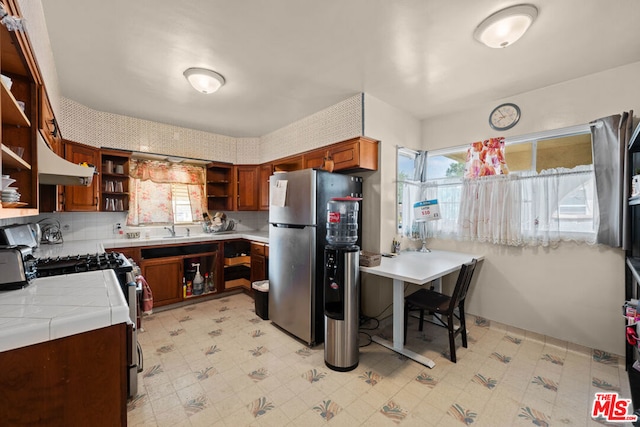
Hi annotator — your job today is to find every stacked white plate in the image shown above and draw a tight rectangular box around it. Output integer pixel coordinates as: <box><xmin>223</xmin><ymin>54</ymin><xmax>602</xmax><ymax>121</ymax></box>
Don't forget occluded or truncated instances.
<box><xmin>1</xmin><ymin>174</ymin><xmax>15</xmax><ymax>190</ymax></box>
<box><xmin>2</xmin><ymin>187</ymin><xmax>20</xmax><ymax>202</ymax></box>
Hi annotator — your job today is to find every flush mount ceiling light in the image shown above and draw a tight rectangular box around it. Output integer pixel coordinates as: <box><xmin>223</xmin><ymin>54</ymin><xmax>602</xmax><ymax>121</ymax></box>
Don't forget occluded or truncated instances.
<box><xmin>473</xmin><ymin>4</ymin><xmax>538</xmax><ymax>48</ymax></box>
<box><xmin>183</xmin><ymin>67</ymin><xmax>225</xmax><ymax>94</ymax></box>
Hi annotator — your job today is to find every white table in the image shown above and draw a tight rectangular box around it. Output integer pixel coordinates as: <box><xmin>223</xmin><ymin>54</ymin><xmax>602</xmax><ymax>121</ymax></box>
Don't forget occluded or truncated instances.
<box><xmin>360</xmin><ymin>250</ymin><xmax>482</xmax><ymax>368</ymax></box>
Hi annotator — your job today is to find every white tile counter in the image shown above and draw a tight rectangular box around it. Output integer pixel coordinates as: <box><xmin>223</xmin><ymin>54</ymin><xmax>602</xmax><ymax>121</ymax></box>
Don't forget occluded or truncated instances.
<box><xmin>0</xmin><ymin>270</ymin><xmax>130</xmax><ymax>353</ymax></box>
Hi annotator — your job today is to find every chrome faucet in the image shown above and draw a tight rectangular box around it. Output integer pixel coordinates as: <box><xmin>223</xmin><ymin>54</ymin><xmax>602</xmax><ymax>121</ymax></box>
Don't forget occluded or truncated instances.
<box><xmin>186</xmin><ymin>227</ymin><xmax>190</xmax><ymax>237</ymax></box>
<box><xmin>164</xmin><ymin>224</ymin><xmax>176</xmax><ymax>237</ymax></box>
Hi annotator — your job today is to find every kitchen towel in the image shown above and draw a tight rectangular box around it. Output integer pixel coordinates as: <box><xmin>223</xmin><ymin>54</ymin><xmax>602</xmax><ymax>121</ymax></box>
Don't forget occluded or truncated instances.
<box><xmin>138</xmin><ymin>275</ymin><xmax>154</xmax><ymax>315</ymax></box>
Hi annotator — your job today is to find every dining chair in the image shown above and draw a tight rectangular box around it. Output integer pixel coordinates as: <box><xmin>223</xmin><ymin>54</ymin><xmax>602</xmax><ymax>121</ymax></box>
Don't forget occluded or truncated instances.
<box><xmin>403</xmin><ymin>258</ymin><xmax>478</xmax><ymax>363</ymax></box>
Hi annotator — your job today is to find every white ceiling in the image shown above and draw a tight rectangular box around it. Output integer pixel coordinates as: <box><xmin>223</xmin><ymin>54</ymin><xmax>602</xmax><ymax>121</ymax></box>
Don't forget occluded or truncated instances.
<box><xmin>40</xmin><ymin>0</ymin><xmax>640</xmax><ymax>138</ymax></box>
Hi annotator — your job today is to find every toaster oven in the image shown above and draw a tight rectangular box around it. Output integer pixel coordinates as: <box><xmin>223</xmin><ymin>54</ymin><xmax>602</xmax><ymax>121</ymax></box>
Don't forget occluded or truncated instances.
<box><xmin>0</xmin><ymin>245</ymin><xmax>37</xmax><ymax>290</ymax></box>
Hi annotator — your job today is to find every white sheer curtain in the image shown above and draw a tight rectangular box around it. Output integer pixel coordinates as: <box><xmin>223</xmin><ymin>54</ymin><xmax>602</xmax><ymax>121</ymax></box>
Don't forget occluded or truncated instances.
<box><xmin>458</xmin><ymin>173</ymin><xmax>522</xmax><ymax>245</ymax></box>
<box><xmin>456</xmin><ymin>165</ymin><xmax>597</xmax><ymax>247</ymax></box>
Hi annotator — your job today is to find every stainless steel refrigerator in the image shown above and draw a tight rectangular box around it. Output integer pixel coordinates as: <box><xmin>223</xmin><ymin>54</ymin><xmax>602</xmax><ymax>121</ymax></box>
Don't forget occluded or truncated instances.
<box><xmin>268</xmin><ymin>169</ymin><xmax>362</xmax><ymax>346</ymax></box>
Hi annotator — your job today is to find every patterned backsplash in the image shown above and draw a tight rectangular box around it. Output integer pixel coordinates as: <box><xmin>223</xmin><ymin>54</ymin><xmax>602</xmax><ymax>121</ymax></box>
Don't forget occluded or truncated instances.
<box><xmin>59</xmin><ymin>94</ymin><xmax>363</xmax><ymax>165</ymax></box>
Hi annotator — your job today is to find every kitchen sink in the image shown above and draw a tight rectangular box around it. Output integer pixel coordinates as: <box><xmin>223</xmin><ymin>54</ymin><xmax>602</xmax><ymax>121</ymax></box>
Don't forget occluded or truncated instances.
<box><xmin>162</xmin><ymin>235</ymin><xmax>185</xmax><ymax>238</ymax></box>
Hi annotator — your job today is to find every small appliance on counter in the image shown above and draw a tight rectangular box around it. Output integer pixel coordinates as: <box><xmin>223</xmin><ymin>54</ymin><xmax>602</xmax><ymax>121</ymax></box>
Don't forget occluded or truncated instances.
<box><xmin>0</xmin><ymin>245</ymin><xmax>37</xmax><ymax>290</ymax></box>
<box><xmin>0</xmin><ymin>223</ymin><xmax>38</xmax><ymax>248</ymax></box>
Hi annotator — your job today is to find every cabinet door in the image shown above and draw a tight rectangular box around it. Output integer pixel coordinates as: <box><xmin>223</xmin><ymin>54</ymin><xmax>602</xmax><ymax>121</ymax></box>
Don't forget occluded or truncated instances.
<box><xmin>63</xmin><ymin>140</ymin><xmax>99</xmax><ymax>211</ymax></box>
<box><xmin>329</xmin><ymin>137</ymin><xmax>378</xmax><ymax>171</ymax></box>
<box><xmin>250</xmin><ymin>254</ymin><xmax>266</xmax><ymax>283</ymax></box>
<box><xmin>303</xmin><ymin>149</ymin><xmax>326</xmax><ymax>169</ymax></box>
<box><xmin>140</xmin><ymin>257</ymin><xmax>183</xmax><ymax>307</ymax></box>
<box><xmin>236</xmin><ymin>165</ymin><xmax>259</xmax><ymax>211</ymax></box>
<box><xmin>259</xmin><ymin>163</ymin><xmax>272</xmax><ymax>211</ymax></box>
<box><xmin>329</xmin><ymin>140</ymin><xmax>360</xmax><ymax>171</ymax></box>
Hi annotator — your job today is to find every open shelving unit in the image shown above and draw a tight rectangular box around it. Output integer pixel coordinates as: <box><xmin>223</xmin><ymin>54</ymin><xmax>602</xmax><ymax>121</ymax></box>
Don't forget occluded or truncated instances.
<box><xmin>223</xmin><ymin>240</ymin><xmax>251</xmax><ymax>291</ymax></box>
<box><xmin>100</xmin><ymin>149</ymin><xmax>130</xmax><ymax>212</ymax></box>
<box><xmin>206</xmin><ymin>162</ymin><xmax>233</xmax><ymax>211</ymax></box>
<box><xmin>0</xmin><ymin>13</ymin><xmax>38</xmax><ymax>219</ymax></box>
<box><xmin>625</xmin><ymin>119</ymin><xmax>640</xmax><ymax>410</ymax></box>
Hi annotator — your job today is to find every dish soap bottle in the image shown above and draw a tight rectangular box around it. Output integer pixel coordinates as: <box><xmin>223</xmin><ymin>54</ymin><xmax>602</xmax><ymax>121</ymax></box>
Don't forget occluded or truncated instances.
<box><xmin>192</xmin><ymin>263</ymin><xmax>204</xmax><ymax>296</ymax></box>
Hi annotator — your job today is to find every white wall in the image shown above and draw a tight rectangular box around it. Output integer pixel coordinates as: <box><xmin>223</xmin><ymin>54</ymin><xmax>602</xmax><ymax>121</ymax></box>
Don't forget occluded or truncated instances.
<box><xmin>360</xmin><ymin>94</ymin><xmax>422</xmax><ymax>318</ymax></box>
<box><xmin>420</xmin><ymin>61</ymin><xmax>640</xmax><ymax>356</ymax></box>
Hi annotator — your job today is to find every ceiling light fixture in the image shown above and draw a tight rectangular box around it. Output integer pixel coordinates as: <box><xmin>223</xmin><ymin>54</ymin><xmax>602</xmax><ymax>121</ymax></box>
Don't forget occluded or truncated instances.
<box><xmin>183</xmin><ymin>67</ymin><xmax>225</xmax><ymax>94</ymax></box>
<box><xmin>473</xmin><ymin>4</ymin><xmax>538</xmax><ymax>49</ymax></box>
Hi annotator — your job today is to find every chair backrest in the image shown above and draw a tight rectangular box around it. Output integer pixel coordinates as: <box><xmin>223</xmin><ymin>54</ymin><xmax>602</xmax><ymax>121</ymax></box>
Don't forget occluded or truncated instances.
<box><xmin>447</xmin><ymin>258</ymin><xmax>478</xmax><ymax>311</ymax></box>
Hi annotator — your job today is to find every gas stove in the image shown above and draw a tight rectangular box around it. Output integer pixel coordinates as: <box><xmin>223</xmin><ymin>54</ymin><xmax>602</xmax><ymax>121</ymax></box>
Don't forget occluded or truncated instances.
<box><xmin>35</xmin><ymin>252</ymin><xmax>133</xmax><ymax>278</ymax></box>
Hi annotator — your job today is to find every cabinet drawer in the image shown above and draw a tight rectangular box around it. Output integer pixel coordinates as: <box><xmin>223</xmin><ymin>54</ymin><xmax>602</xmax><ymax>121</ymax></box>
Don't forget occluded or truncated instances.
<box><xmin>251</xmin><ymin>242</ymin><xmax>265</xmax><ymax>256</ymax></box>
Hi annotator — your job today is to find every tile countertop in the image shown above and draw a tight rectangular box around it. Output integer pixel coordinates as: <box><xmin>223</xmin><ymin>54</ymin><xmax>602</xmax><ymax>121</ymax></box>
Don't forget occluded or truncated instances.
<box><xmin>1</xmin><ymin>231</ymin><xmax>269</xmax><ymax>353</ymax></box>
<box><xmin>0</xmin><ymin>270</ymin><xmax>130</xmax><ymax>353</ymax></box>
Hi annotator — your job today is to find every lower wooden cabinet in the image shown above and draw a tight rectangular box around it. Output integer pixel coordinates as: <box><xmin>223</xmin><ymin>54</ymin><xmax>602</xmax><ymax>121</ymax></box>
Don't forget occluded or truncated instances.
<box><xmin>0</xmin><ymin>324</ymin><xmax>127</xmax><ymax>426</ymax></box>
<box><xmin>250</xmin><ymin>242</ymin><xmax>266</xmax><ymax>283</ymax></box>
<box><xmin>140</xmin><ymin>256</ymin><xmax>183</xmax><ymax>307</ymax></box>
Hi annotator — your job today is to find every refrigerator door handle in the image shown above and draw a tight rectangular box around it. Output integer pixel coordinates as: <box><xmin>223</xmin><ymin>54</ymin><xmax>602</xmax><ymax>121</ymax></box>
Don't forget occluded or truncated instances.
<box><xmin>272</xmin><ymin>223</ymin><xmax>306</xmax><ymax>229</ymax></box>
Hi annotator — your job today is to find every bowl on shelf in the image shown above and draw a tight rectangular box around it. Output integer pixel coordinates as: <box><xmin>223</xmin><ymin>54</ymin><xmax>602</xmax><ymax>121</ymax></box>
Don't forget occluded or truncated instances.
<box><xmin>0</xmin><ymin>74</ymin><xmax>12</xmax><ymax>90</ymax></box>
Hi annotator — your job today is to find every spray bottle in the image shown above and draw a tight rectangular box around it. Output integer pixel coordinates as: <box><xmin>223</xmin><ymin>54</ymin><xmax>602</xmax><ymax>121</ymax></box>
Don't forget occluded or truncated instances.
<box><xmin>192</xmin><ymin>263</ymin><xmax>204</xmax><ymax>295</ymax></box>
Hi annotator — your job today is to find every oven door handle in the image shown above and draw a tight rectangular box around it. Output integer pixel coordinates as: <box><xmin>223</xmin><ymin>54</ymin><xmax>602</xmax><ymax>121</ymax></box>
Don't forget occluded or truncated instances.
<box><xmin>137</xmin><ymin>341</ymin><xmax>143</xmax><ymax>373</ymax></box>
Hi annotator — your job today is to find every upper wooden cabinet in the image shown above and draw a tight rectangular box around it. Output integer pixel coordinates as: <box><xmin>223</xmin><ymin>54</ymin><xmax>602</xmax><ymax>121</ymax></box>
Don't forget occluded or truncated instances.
<box><xmin>272</xmin><ymin>154</ymin><xmax>303</xmax><ymax>172</ymax></box>
<box><xmin>206</xmin><ymin>162</ymin><xmax>233</xmax><ymax>211</ymax></box>
<box><xmin>0</xmin><ymin>4</ymin><xmax>39</xmax><ymax>219</ymax></box>
<box><xmin>100</xmin><ymin>149</ymin><xmax>130</xmax><ymax>212</ymax></box>
<box><xmin>235</xmin><ymin>165</ymin><xmax>259</xmax><ymax>211</ymax></box>
<box><xmin>303</xmin><ymin>136</ymin><xmax>379</xmax><ymax>172</ymax></box>
<box><xmin>62</xmin><ymin>140</ymin><xmax>100</xmax><ymax>212</ymax></box>
<box><xmin>259</xmin><ymin>163</ymin><xmax>272</xmax><ymax>211</ymax></box>
<box><xmin>303</xmin><ymin>149</ymin><xmax>326</xmax><ymax>170</ymax></box>
<box><xmin>39</xmin><ymin>87</ymin><xmax>61</xmax><ymax>152</ymax></box>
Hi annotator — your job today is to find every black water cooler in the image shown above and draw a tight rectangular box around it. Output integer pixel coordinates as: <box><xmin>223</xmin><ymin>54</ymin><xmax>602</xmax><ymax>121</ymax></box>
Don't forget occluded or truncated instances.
<box><xmin>324</xmin><ymin>197</ymin><xmax>361</xmax><ymax>371</ymax></box>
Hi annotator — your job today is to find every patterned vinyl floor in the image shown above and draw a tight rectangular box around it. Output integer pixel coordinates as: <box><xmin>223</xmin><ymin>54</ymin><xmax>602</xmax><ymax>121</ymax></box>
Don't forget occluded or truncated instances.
<box><xmin>126</xmin><ymin>293</ymin><xmax>631</xmax><ymax>426</ymax></box>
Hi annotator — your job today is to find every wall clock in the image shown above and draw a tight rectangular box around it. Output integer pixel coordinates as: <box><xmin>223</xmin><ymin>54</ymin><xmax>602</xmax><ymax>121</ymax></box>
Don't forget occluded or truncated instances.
<box><xmin>489</xmin><ymin>103</ymin><xmax>520</xmax><ymax>131</ymax></box>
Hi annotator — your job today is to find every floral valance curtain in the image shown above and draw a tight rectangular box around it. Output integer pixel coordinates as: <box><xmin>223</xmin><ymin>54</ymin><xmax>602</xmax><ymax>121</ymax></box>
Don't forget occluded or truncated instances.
<box><xmin>464</xmin><ymin>137</ymin><xmax>508</xmax><ymax>178</ymax></box>
<box><xmin>126</xmin><ymin>159</ymin><xmax>206</xmax><ymax>226</ymax></box>
<box><xmin>129</xmin><ymin>159</ymin><xmax>205</xmax><ymax>185</ymax></box>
